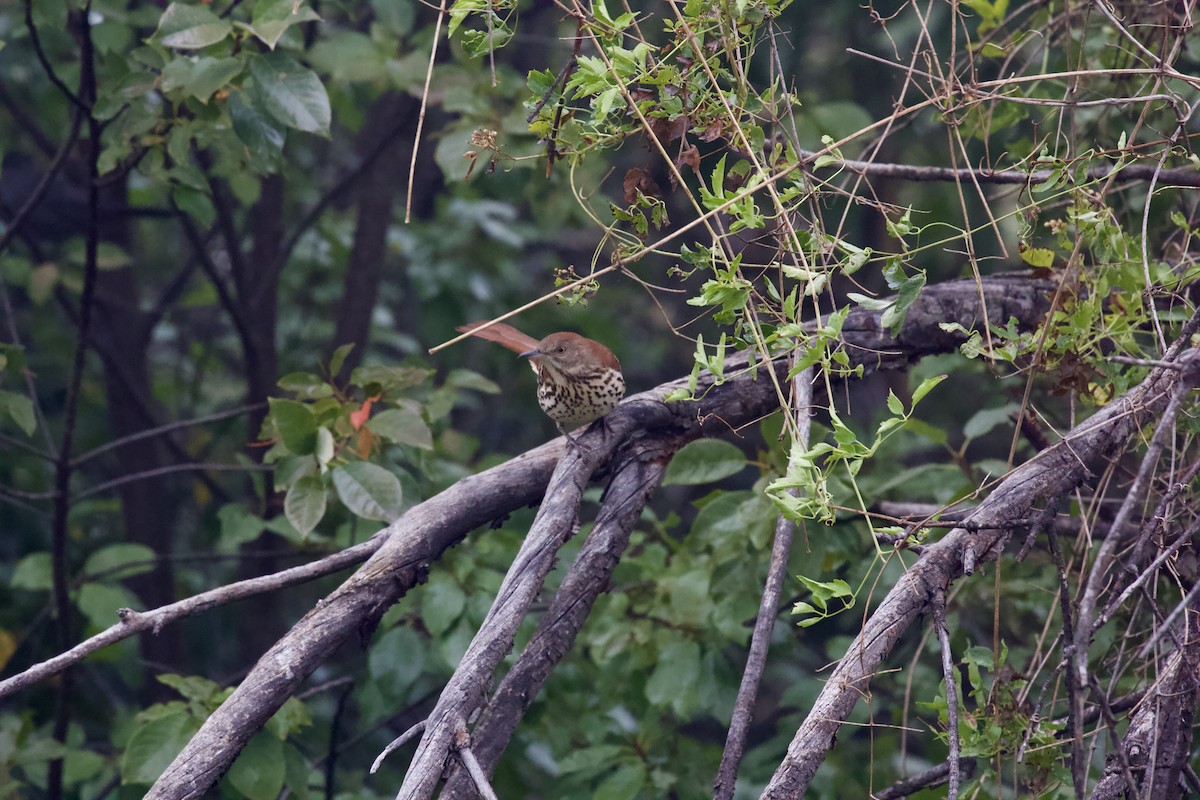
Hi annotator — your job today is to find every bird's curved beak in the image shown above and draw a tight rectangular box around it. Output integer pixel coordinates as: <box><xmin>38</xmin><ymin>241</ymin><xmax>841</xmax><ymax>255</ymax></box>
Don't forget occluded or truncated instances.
<box><xmin>519</xmin><ymin>348</ymin><xmax>539</xmax><ymax>359</ymax></box>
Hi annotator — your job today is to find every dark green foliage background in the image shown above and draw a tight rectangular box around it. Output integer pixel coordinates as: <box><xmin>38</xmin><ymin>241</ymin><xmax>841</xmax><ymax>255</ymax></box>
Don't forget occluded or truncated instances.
<box><xmin>1</xmin><ymin>0</ymin><xmax>1198</xmax><ymax>797</ymax></box>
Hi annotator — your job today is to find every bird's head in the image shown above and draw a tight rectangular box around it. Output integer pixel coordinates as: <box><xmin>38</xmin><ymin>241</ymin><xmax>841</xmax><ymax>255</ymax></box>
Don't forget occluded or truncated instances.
<box><xmin>520</xmin><ymin>332</ymin><xmax>619</xmax><ymax>378</ymax></box>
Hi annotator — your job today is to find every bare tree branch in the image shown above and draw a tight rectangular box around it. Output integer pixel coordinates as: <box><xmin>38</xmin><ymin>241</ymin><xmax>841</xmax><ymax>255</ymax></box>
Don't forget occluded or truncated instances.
<box><xmin>931</xmin><ymin>590</ymin><xmax>960</xmax><ymax>800</ymax></box>
<box><xmin>0</xmin><ymin>538</ymin><xmax>382</xmax><ymax>698</ymax></box>
<box><xmin>805</xmin><ymin>148</ymin><xmax>1200</xmax><ymax>189</ymax></box>
<box><xmin>714</xmin><ymin>366</ymin><xmax>812</xmax><ymax>800</ymax></box>
<box><xmin>1088</xmin><ymin>595</ymin><xmax>1200</xmax><ymax>800</ymax></box>
<box><xmin>392</xmin><ymin>448</ymin><xmax>612</xmax><ymax>797</ymax></box>
<box><xmin>439</xmin><ymin>435</ymin><xmax>676</xmax><ymax>798</ymax></box>
<box><xmin>132</xmin><ymin>274</ymin><xmax>1052</xmax><ymax>800</ymax></box>
<box><xmin>759</xmin><ymin>314</ymin><xmax>1200</xmax><ymax>799</ymax></box>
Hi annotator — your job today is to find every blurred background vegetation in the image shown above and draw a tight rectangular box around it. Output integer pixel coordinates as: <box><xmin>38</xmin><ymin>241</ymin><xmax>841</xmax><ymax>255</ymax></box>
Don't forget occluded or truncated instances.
<box><xmin>2</xmin><ymin>0</ymin><xmax>1199</xmax><ymax>797</ymax></box>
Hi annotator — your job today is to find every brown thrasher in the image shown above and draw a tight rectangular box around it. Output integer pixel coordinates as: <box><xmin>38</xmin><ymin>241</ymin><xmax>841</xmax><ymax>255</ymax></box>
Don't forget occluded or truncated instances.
<box><xmin>457</xmin><ymin>321</ymin><xmax>625</xmax><ymax>438</ymax></box>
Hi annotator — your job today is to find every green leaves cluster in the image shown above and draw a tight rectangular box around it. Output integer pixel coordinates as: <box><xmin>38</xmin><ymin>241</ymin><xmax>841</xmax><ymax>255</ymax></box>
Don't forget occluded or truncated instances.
<box><xmin>10</xmin><ymin>542</ymin><xmax>155</xmax><ymax>634</ymax></box>
<box><xmin>0</xmin><ymin>344</ymin><xmax>36</xmax><ymax>437</ymax></box>
<box><xmin>767</xmin><ymin>375</ymin><xmax>945</xmax><ymax>525</ymax></box>
<box><xmin>121</xmin><ymin>674</ymin><xmax>312</xmax><ymax>798</ymax></box>
<box><xmin>260</xmin><ymin>346</ymin><xmax>493</xmax><ymax>537</ymax></box>
<box><xmin>921</xmin><ymin>644</ymin><xmax>1068</xmax><ymax>794</ymax></box>
<box><xmin>93</xmin><ymin>0</ymin><xmax>333</xmax><ymax>226</ymax></box>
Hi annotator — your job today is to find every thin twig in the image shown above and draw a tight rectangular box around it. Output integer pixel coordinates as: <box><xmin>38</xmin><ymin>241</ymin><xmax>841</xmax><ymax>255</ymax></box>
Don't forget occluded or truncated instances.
<box><xmin>873</xmin><ymin>759</ymin><xmax>975</xmax><ymax>800</ymax></box>
<box><xmin>1136</xmin><ymin>578</ymin><xmax>1200</xmax><ymax>661</ymax></box>
<box><xmin>405</xmin><ymin>0</ymin><xmax>447</xmax><ymax>224</ymax></box>
<box><xmin>372</xmin><ymin>721</ymin><xmax>427</xmax><ymax>774</ymax></box>
<box><xmin>1096</xmin><ymin>516</ymin><xmax>1200</xmax><ymax>631</ymax></box>
<box><xmin>71</xmin><ymin>403</ymin><xmax>265</xmax><ymax>467</ymax></box>
<box><xmin>1074</xmin><ymin>364</ymin><xmax>1193</xmax><ymax>715</ymax></box>
<box><xmin>930</xmin><ymin>591</ymin><xmax>960</xmax><ymax>800</ymax></box>
<box><xmin>0</xmin><ymin>537</ymin><xmax>381</xmax><ymax>698</ymax></box>
<box><xmin>713</xmin><ymin>367</ymin><xmax>811</xmax><ymax>800</ymax></box>
<box><xmin>453</xmin><ymin>723</ymin><xmax>499</xmax><ymax>800</ymax></box>
<box><xmin>46</xmin><ymin>4</ymin><xmax>99</xmax><ymax>791</ymax></box>
<box><xmin>801</xmin><ymin>148</ymin><xmax>1200</xmax><ymax>189</ymax></box>
<box><xmin>1044</xmin><ymin>515</ymin><xmax>1086</xmax><ymax>800</ymax></box>
<box><xmin>72</xmin><ymin>462</ymin><xmax>273</xmax><ymax>501</ymax></box>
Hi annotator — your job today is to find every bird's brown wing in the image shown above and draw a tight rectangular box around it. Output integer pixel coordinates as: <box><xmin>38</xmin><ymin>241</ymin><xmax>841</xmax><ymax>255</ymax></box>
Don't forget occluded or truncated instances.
<box><xmin>456</xmin><ymin>322</ymin><xmax>541</xmax><ymax>374</ymax></box>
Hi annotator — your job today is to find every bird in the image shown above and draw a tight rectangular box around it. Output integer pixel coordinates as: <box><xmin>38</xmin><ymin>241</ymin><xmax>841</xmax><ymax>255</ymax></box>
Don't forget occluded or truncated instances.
<box><xmin>456</xmin><ymin>321</ymin><xmax>625</xmax><ymax>441</ymax></box>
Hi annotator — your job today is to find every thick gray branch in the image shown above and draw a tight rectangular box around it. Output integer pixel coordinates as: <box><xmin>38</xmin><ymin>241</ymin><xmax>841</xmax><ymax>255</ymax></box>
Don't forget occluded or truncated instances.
<box><xmin>392</xmin><ymin>425</ymin><xmax>628</xmax><ymax>799</ymax></box>
<box><xmin>143</xmin><ymin>274</ymin><xmax>1052</xmax><ymax>800</ymax></box>
<box><xmin>759</xmin><ymin>345</ymin><xmax>1193</xmax><ymax>798</ymax></box>
<box><xmin>438</xmin><ymin>437</ymin><xmax>675</xmax><ymax>798</ymax></box>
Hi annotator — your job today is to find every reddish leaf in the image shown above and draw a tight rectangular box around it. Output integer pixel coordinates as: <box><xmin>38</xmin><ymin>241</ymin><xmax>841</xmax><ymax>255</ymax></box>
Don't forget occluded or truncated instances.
<box><xmin>357</xmin><ymin>427</ymin><xmax>374</xmax><ymax>459</ymax></box>
<box><xmin>350</xmin><ymin>394</ymin><xmax>380</xmax><ymax>430</ymax></box>
<box><xmin>677</xmin><ymin>143</ymin><xmax>700</xmax><ymax>175</ymax></box>
<box><xmin>698</xmin><ymin>121</ymin><xmax>725</xmax><ymax>142</ymax></box>
<box><xmin>623</xmin><ymin>167</ymin><xmax>663</xmax><ymax>203</ymax></box>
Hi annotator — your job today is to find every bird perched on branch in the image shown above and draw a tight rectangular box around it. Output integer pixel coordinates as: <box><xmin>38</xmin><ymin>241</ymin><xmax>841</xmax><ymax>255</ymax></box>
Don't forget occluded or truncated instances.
<box><xmin>457</xmin><ymin>321</ymin><xmax>625</xmax><ymax>440</ymax></box>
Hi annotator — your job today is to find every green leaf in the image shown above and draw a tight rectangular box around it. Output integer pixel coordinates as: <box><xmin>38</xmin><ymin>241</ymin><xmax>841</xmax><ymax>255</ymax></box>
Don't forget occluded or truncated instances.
<box><xmin>28</xmin><ymin>263</ymin><xmax>58</xmax><ymax>304</ymax></box>
<box><xmin>157</xmin><ymin>673</ymin><xmax>224</xmax><ymax>704</ymax></box>
<box><xmin>885</xmin><ymin>389</ymin><xmax>904</xmax><ymax>416</ymax></box>
<box><xmin>76</xmin><ymin>582</ymin><xmax>140</xmax><ymax>629</ymax></box>
<box><xmin>242</xmin><ymin>0</ymin><xmax>319</xmax><ymax>50</ymax></box>
<box><xmin>421</xmin><ymin>574</ymin><xmax>465</xmax><ymax>636</ymax></box>
<box><xmin>559</xmin><ymin>744</ymin><xmax>626</xmax><ymax>773</ymax></box>
<box><xmin>248</xmin><ymin>52</ymin><xmax>331</xmax><ymax>137</ymax></box>
<box><xmin>645</xmin><ymin>639</ymin><xmax>700</xmax><ymax>706</ymax></box>
<box><xmin>82</xmin><ymin>543</ymin><xmax>156</xmax><ymax>581</ymax></box>
<box><xmin>964</xmin><ymin>403</ymin><xmax>1018</xmax><ymax>441</ymax></box>
<box><xmin>444</xmin><ymin>368</ymin><xmax>500</xmax><ymax>394</ymax></box>
<box><xmin>184</xmin><ymin>56</ymin><xmax>243</xmax><ymax>102</ymax></box>
<box><xmin>662</xmin><ymin>439</ymin><xmax>746</xmax><ymax>485</ymax></box>
<box><xmin>217</xmin><ymin>504</ymin><xmax>264</xmax><ymax>549</ymax></box>
<box><xmin>226</xmin><ymin>733</ymin><xmax>285</xmax><ymax>800</ymax></box>
<box><xmin>161</xmin><ymin>56</ymin><xmax>242</xmax><ymax>102</ymax></box>
<box><xmin>332</xmin><ymin>461</ymin><xmax>403</xmax><ymax>522</ymax></box>
<box><xmin>366</xmin><ymin>407</ymin><xmax>432</xmax><ymax>450</ymax></box>
<box><xmin>368</xmin><ymin>625</ymin><xmax>426</xmax><ymax>697</ymax></box>
<box><xmin>171</xmin><ymin>185</ymin><xmax>215</xmax><ymax>228</ymax></box>
<box><xmin>229</xmin><ymin>91</ymin><xmax>286</xmax><ymax>167</ymax></box>
<box><xmin>315</xmin><ymin>427</ymin><xmax>335</xmax><ymax>469</ymax></box>
<box><xmin>329</xmin><ymin>343</ymin><xmax>355</xmax><ymax>376</ymax></box>
<box><xmin>121</xmin><ymin>707</ymin><xmax>201</xmax><ymax>784</ymax></box>
<box><xmin>276</xmin><ymin>372</ymin><xmax>334</xmax><ymax>399</ymax></box>
<box><xmin>11</xmin><ymin>552</ymin><xmax>53</xmax><ymax>590</ymax></box>
<box><xmin>268</xmin><ymin>397</ymin><xmax>318</xmax><ymax>454</ymax></box>
<box><xmin>307</xmin><ymin>30</ymin><xmax>388</xmax><ymax>82</ymax></box>
<box><xmin>793</xmin><ymin>575</ymin><xmax>854</xmax><ymax>626</ymax></box>
<box><xmin>285</xmin><ymin>475</ymin><xmax>327</xmax><ymax>537</ymax></box>
<box><xmin>370</xmin><ymin>0</ymin><xmax>414</xmax><ymax>34</ymax></box>
<box><xmin>668</xmin><ymin>569</ymin><xmax>711</xmax><ymax>620</ymax></box>
<box><xmin>594</xmin><ymin>763</ymin><xmax>649</xmax><ymax>800</ymax></box>
<box><xmin>905</xmin><ymin>417</ymin><xmax>948</xmax><ymax>446</ymax></box>
<box><xmin>880</xmin><ymin>270</ymin><xmax>926</xmax><ymax>336</ymax></box>
<box><xmin>265</xmin><ymin>697</ymin><xmax>312</xmax><ymax>739</ymax></box>
<box><xmin>1020</xmin><ymin>246</ymin><xmax>1054</xmax><ymax>268</ymax></box>
<box><xmin>31</xmin><ymin>0</ymin><xmax>67</xmax><ymax>32</ymax></box>
<box><xmin>350</xmin><ymin>364</ymin><xmax>432</xmax><ymax>393</ymax></box>
<box><xmin>845</xmin><ymin>291</ymin><xmax>892</xmax><ymax>311</ymax></box>
<box><xmin>911</xmin><ymin>374</ymin><xmax>947</xmax><ymax>404</ymax></box>
<box><xmin>151</xmin><ymin>3</ymin><xmax>232</xmax><ymax>50</ymax></box>
<box><xmin>0</xmin><ymin>389</ymin><xmax>36</xmax><ymax>435</ymax></box>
